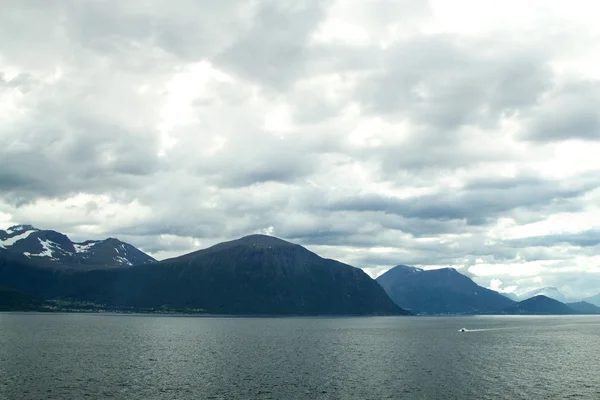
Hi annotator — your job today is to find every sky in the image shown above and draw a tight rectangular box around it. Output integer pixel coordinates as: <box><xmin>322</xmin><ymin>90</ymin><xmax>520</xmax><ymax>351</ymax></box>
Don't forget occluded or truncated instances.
<box><xmin>1</xmin><ymin>0</ymin><xmax>600</xmax><ymax>298</ymax></box>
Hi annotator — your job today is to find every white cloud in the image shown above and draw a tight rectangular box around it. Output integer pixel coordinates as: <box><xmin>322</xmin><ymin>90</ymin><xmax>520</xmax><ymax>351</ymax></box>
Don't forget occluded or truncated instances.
<box><xmin>312</xmin><ymin>19</ymin><xmax>371</xmax><ymax>46</ymax></box>
<box><xmin>158</xmin><ymin>61</ymin><xmax>234</xmax><ymax>156</ymax></box>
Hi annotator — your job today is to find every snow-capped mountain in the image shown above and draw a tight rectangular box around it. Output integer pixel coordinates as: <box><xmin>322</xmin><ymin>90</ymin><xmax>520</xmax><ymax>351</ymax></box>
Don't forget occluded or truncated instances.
<box><xmin>0</xmin><ymin>225</ymin><xmax>156</xmax><ymax>269</ymax></box>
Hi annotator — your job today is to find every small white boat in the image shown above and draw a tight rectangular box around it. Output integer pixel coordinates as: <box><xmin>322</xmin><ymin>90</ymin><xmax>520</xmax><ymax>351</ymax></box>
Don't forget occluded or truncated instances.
<box><xmin>459</xmin><ymin>328</ymin><xmax>467</xmax><ymax>332</ymax></box>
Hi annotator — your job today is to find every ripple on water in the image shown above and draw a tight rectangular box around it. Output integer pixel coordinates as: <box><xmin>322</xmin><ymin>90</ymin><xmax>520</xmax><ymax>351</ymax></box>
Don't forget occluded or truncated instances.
<box><xmin>0</xmin><ymin>314</ymin><xmax>599</xmax><ymax>399</ymax></box>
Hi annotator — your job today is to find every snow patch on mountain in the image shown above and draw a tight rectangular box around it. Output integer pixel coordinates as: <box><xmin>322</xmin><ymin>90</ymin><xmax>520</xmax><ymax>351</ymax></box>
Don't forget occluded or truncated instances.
<box><xmin>74</xmin><ymin>242</ymin><xmax>98</xmax><ymax>253</ymax></box>
<box><xmin>115</xmin><ymin>256</ymin><xmax>133</xmax><ymax>266</ymax></box>
<box><xmin>0</xmin><ymin>230</ymin><xmax>37</xmax><ymax>247</ymax></box>
<box><xmin>37</xmin><ymin>238</ymin><xmax>57</xmax><ymax>259</ymax></box>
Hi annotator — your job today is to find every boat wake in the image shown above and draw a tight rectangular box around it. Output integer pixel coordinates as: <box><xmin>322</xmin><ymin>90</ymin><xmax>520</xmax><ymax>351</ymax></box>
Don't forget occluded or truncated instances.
<box><xmin>458</xmin><ymin>328</ymin><xmax>504</xmax><ymax>333</ymax></box>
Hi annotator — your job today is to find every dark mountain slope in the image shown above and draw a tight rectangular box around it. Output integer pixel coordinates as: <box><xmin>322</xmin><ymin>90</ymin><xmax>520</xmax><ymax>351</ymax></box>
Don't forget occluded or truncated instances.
<box><xmin>377</xmin><ymin>265</ymin><xmax>515</xmax><ymax>314</ymax></box>
<box><xmin>0</xmin><ymin>285</ymin><xmax>43</xmax><ymax>311</ymax></box>
<box><xmin>0</xmin><ymin>249</ymin><xmax>71</xmax><ymax>298</ymax></box>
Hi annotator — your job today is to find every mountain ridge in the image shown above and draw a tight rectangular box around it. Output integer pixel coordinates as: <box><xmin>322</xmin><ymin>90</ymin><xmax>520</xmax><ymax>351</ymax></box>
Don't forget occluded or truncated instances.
<box><xmin>517</xmin><ymin>287</ymin><xmax>570</xmax><ymax>303</ymax></box>
<box><xmin>504</xmin><ymin>295</ymin><xmax>575</xmax><ymax>315</ymax></box>
<box><xmin>0</xmin><ymin>225</ymin><xmax>156</xmax><ymax>270</ymax></box>
<box><xmin>377</xmin><ymin>265</ymin><xmax>515</xmax><ymax>314</ymax></box>
<box><xmin>583</xmin><ymin>293</ymin><xmax>600</xmax><ymax>307</ymax></box>
<box><xmin>566</xmin><ymin>301</ymin><xmax>600</xmax><ymax>314</ymax></box>
<box><xmin>2</xmin><ymin>225</ymin><xmax>596</xmax><ymax>316</ymax></box>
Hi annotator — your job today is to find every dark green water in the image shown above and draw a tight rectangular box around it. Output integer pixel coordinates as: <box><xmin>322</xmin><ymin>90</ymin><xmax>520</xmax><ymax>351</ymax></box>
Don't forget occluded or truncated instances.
<box><xmin>0</xmin><ymin>313</ymin><xmax>598</xmax><ymax>399</ymax></box>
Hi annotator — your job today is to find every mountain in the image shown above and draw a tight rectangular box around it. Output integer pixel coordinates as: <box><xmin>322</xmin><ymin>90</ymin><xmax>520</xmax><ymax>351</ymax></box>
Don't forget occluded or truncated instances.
<box><xmin>0</xmin><ymin>234</ymin><xmax>407</xmax><ymax>315</ymax></box>
<box><xmin>566</xmin><ymin>301</ymin><xmax>600</xmax><ymax>314</ymax></box>
<box><xmin>583</xmin><ymin>293</ymin><xmax>600</xmax><ymax>307</ymax></box>
<box><xmin>0</xmin><ymin>225</ymin><xmax>156</xmax><ymax>269</ymax></box>
<box><xmin>517</xmin><ymin>287</ymin><xmax>568</xmax><ymax>303</ymax></box>
<box><xmin>0</xmin><ymin>285</ymin><xmax>43</xmax><ymax>311</ymax></box>
<box><xmin>499</xmin><ymin>292</ymin><xmax>519</xmax><ymax>301</ymax></box>
<box><xmin>376</xmin><ymin>265</ymin><xmax>515</xmax><ymax>315</ymax></box>
<box><xmin>504</xmin><ymin>295</ymin><xmax>575</xmax><ymax>315</ymax></box>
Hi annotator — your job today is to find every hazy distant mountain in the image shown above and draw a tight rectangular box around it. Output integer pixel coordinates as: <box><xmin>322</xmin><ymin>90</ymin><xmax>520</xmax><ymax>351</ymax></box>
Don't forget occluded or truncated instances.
<box><xmin>583</xmin><ymin>293</ymin><xmax>600</xmax><ymax>307</ymax></box>
<box><xmin>376</xmin><ymin>265</ymin><xmax>514</xmax><ymax>315</ymax></box>
<box><xmin>566</xmin><ymin>301</ymin><xmax>600</xmax><ymax>314</ymax></box>
<box><xmin>0</xmin><ymin>234</ymin><xmax>407</xmax><ymax>315</ymax></box>
<box><xmin>501</xmin><ymin>292</ymin><xmax>519</xmax><ymax>301</ymax></box>
<box><xmin>517</xmin><ymin>287</ymin><xmax>568</xmax><ymax>303</ymax></box>
<box><xmin>504</xmin><ymin>295</ymin><xmax>575</xmax><ymax>315</ymax></box>
<box><xmin>0</xmin><ymin>225</ymin><xmax>156</xmax><ymax>269</ymax></box>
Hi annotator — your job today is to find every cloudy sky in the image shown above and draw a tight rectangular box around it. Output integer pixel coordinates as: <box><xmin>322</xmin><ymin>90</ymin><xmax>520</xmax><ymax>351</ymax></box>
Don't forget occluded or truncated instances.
<box><xmin>2</xmin><ymin>0</ymin><xmax>600</xmax><ymax>298</ymax></box>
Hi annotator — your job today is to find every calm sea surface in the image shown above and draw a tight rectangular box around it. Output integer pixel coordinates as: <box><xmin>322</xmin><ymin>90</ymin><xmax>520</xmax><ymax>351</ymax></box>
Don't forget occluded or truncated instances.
<box><xmin>0</xmin><ymin>313</ymin><xmax>599</xmax><ymax>399</ymax></box>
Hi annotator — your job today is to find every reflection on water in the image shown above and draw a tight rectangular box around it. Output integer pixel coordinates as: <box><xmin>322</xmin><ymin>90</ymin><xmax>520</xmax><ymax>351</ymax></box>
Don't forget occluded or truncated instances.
<box><xmin>1</xmin><ymin>313</ymin><xmax>599</xmax><ymax>399</ymax></box>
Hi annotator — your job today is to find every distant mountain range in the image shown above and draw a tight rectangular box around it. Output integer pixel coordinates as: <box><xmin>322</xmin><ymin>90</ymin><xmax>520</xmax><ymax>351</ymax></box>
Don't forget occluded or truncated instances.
<box><xmin>500</xmin><ymin>287</ymin><xmax>570</xmax><ymax>303</ymax></box>
<box><xmin>500</xmin><ymin>292</ymin><xmax>519</xmax><ymax>301</ymax></box>
<box><xmin>509</xmin><ymin>287</ymin><xmax>598</xmax><ymax>306</ymax></box>
<box><xmin>1</xmin><ymin>224</ymin><xmax>598</xmax><ymax>316</ymax></box>
<box><xmin>583</xmin><ymin>293</ymin><xmax>600</xmax><ymax>307</ymax></box>
<box><xmin>0</xmin><ymin>228</ymin><xmax>406</xmax><ymax>315</ymax></box>
<box><xmin>376</xmin><ymin>265</ymin><xmax>600</xmax><ymax>315</ymax></box>
<box><xmin>566</xmin><ymin>301</ymin><xmax>600</xmax><ymax>314</ymax></box>
<box><xmin>0</xmin><ymin>225</ymin><xmax>156</xmax><ymax>269</ymax></box>
<box><xmin>502</xmin><ymin>296</ymin><xmax>600</xmax><ymax>315</ymax></box>
<box><xmin>376</xmin><ymin>265</ymin><xmax>515</xmax><ymax>314</ymax></box>
<box><xmin>516</xmin><ymin>287</ymin><xmax>572</xmax><ymax>303</ymax></box>
<box><xmin>503</xmin><ymin>295</ymin><xmax>576</xmax><ymax>315</ymax></box>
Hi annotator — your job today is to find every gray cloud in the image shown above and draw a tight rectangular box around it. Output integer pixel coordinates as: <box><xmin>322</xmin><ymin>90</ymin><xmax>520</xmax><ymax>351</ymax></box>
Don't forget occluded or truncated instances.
<box><xmin>358</xmin><ymin>35</ymin><xmax>553</xmax><ymax>126</ymax></box>
<box><xmin>216</xmin><ymin>1</ymin><xmax>331</xmax><ymax>90</ymax></box>
<box><xmin>1</xmin><ymin>94</ymin><xmax>160</xmax><ymax>202</ymax></box>
<box><xmin>506</xmin><ymin>230</ymin><xmax>600</xmax><ymax>248</ymax></box>
<box><xmin>324</xmin><ymin>175</ymin><xmax>598</xmax><ymax>225</ymax></box>
<box><xmin>525</xmin><ymin>81</ymin><xmax>600</xmax><ymax>141</ymax></box>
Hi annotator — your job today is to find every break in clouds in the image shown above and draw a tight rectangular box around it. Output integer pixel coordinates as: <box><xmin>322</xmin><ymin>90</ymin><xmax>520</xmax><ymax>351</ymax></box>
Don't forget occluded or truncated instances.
<box><xmin>1</xmin><ymin>0</ymin><xmax>600</xmax><ymax>297</ymax></box>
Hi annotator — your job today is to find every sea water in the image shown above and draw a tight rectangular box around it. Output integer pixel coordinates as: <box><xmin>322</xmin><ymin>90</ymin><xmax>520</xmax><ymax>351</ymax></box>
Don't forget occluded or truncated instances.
<box><xmin>1</xmin><ymin>313</ymin><xmax>598</xmax><ymax>399</ymax></box>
